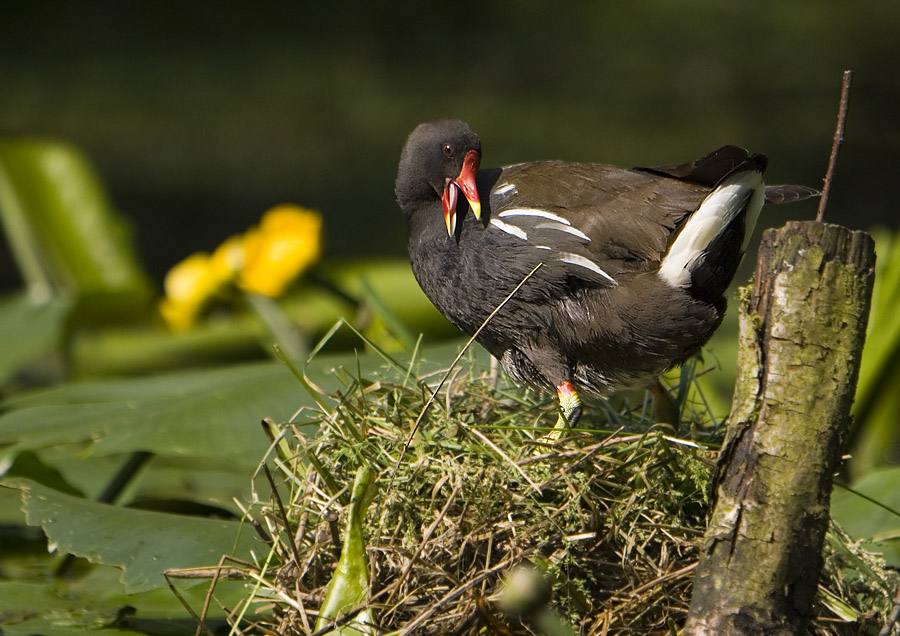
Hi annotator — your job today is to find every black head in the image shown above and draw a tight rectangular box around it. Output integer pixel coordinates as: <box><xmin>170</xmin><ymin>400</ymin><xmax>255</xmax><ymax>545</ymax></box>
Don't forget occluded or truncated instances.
<box><xmin>396</xmin><ymin>119</ymin><xmax>482</xmax><ymax>236</ymax></box>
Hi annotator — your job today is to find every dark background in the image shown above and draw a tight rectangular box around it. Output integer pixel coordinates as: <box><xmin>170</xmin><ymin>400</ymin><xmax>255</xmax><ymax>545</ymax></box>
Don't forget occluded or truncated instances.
<box><xmin>2</xmin><ymin>1</ymin><xmax>897</xmax><ymax>292</ymax></box>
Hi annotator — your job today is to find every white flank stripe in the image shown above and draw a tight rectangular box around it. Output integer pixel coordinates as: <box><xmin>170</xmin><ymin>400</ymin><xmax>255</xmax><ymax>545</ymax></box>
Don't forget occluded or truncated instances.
<box><xmin>489</xmin><ymin>219</ymin><xmax>528</xmax><ymax>241</ymax></box>
<box><xmin>494</xmin><ymin>183</ymin><xmax>517</xmax><ymax>196</ymax></box>
<box><xmin>536</xmin><ymin>222</ymin><xmax>591</xmax><ymax>242</ymax></box>
<box><xmin>499</xmin><ymin>208</ymin><xmax>572</xmax><ymax>225</ymax></box>
<box><xmin>658</xmin><ymin>170</ymin><xmax>764</xmax><ymax>288</ymax></box>
<box><xmin>559</xmin><ymin>252</ymin><xmax>617</xmax><ymax>284</ymax></box>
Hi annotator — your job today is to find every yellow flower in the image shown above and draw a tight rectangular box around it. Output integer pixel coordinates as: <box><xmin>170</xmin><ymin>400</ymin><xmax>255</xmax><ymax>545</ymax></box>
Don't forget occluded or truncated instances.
<box><xmin>239</xmin><ymin>204</ymin><xmax>322</xmax><ymax>297</ymax></box>
<box><xmin>211</xmin><ymin>234</ymin><xmax>245</xmax><ymax>278</ymax></box>
<box><xmin>159</xmin><ymin>236</ymin><xmax>242</xmax><ymax>331</ymax></box>
<box><xmin>159</xmin><ymin>204</ymin><xmax>322</xmax><ymax>330</ymax></box>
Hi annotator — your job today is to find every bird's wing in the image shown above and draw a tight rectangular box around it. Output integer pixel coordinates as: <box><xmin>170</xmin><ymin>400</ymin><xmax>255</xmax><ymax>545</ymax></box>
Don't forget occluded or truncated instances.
<box><xmin>483</xmin><ymin>161</ymin><xmax>712</xmax><ymax>286</ymax></box>
<box><xmin>637</xmin><ymin>145</ymin><xmax>752</xmax><ymax>186</ymax></box>
<box><xmin>640</xmin><ymin>145</ymin><xmax>819</xmax><ymax>204</ymax></box>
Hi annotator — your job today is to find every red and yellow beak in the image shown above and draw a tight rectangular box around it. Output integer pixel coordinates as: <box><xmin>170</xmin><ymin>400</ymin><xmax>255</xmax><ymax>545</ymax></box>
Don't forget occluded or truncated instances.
<box><xmin>442</xmin><ymin>149</ymin><xmax>481</xmax><ymax>236</ymax></box>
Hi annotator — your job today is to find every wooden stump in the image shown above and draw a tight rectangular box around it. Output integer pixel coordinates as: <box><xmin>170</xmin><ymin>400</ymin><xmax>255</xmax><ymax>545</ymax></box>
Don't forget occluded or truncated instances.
<box><xmin>685</xmin><ymin>221</ymin><xmax>876</xmax><ymax>635</ymax></box>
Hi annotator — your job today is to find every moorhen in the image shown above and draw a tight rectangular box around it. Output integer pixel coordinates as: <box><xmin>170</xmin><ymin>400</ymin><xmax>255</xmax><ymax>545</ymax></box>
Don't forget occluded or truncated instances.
<box><xmin>395</xmin><ymin>118</ymin><xmax>816</xmax><ymax>436</ymax></box>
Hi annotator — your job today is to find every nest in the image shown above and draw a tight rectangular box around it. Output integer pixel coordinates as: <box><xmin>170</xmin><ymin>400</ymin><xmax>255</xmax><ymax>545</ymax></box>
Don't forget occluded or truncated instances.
<box><xmin>201</xmin><ymin>358</ymin><xmax>899</xmax><ymax>635</ymax></box>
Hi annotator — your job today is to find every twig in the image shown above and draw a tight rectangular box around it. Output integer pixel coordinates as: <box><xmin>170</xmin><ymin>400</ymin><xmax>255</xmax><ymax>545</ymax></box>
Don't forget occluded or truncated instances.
<box><xmin>164</xmin><ymin>565</ymin><xmax>251</xmax><ymax>579</ymax></box>
<box><xmin>164</xmin><ymin>570</ymin><xmax>217</xmax><ymax>636</ymax></box>
<box><xmin>262</xmin><ymin>463</ymin><xmax>305</xmax><ymax>571</ymax></box>
<box><xmin>628</xmin><ymin>562</ymin><xmax>697</xmax><ymax>598</ymax></box>
<box><xmin>878</xmin><ymin>583</ymin><xmax>900</xmax><ymax>636</ymax></box>
<box><xmin>396</xmin><ymin>552</ymin><xmax>530</xmax><ymax>635</ymax></box>
<box><xmin>164</xmin><ymin>554</ymin><xmax>259</xmax><ymax>636</ymax></box>
<box><xmin>196</xmin><ymin>555</ymin><xmax>229</xmax><ymax>636</ymax></box>
<box><xmin>817</xmin><ymin>70</ymin><xmax>854</xmax><ymax>222</ymax></box>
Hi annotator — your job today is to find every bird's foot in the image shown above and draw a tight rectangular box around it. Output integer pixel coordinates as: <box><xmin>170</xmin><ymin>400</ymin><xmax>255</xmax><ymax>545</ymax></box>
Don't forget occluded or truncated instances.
<box><xmin>533</xmin><ymin>413</ymin><xmax>570</xmax><ymax>448</ymax></box>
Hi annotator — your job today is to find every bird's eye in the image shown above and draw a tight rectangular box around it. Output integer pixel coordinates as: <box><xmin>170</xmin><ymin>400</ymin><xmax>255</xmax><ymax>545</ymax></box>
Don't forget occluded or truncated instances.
<box><xmin>442</xmin><ymin>144</ymin><xmax>453</xmax><ymax>157</ymax></box>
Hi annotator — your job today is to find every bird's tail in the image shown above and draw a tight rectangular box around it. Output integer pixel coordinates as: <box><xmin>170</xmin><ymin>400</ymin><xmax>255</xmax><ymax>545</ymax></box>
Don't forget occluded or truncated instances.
<box><xmin>764</xmin><ymin>184</ymin><xmax>820</xmax><ymax>204</ymax></box>
<box><xmin>658</xmin><ymin>155</ymin><xmax>767</xmax><ymax>304</ymax></box>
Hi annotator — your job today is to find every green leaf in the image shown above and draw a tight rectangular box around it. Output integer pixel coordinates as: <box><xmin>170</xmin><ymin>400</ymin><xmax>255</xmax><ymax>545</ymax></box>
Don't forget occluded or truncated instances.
<box><xmin>849</xmin><ymin>228</ymin><xmax>900</xmax><ymax>476</ymax></box>
<box><xmin>4</xmin><ymin>450</ymin><xmax>84</xmax><ymax>497</ymax></box>
<box><xmin>315</xmin><ymin>259</ymin><xmax>458</xmax><ymax>339</ymax></box>
<box><xmin>0</xmin><ymin>564</ymin><xmax>245</xmax><ymax>635</ymax></box>
<box><xmin>0</xmin><ymin>292</ymin><xmax>70</xmax><ymax>387</ymax></box>
<box><xmin>816</xmin><ymin>585</ymin><xmax>859</xmax><ymax>623</ymax></box>
<box><xmin>315</xmin><ymin>465</ymin><xmax>378</xmax><ymax>635</ymax></box>
<box><xmin>0</xmin><ymin>138</ymin><xmax>153</xmax><ymax>323</ymax></box>
<box><xmin>358</xmin><ymin>275</ymin><xmax>417</xmax><ymax>350</ymax></box>
<box><xmin>246</xmin><ymin>291</ymin><xmax>310</xmax><ymax>361</ymax></box>
<box><xmin>5</xmin><ymin>477</ymin><xmax>260</xmax><ymax>593</ymax></box>
<box><xmin>0</xmin><ymin>580</ymin><xmax>129</xmax><ymax>635</ymax></box>
<box><xmin>0</xmin><ymin>361</ymin><xmax>308</xmax><ymax>467</ymax></box>
<box><xmin>62</xmin><ymin>259</ymin><xmax>446</xmax><ymax>377</ymax></box>
<box><xmin>831</xmin><ymin>467</ymin><xmax>900</xmax><ymax>567</ymax></box>
<box><xmin>0</xmin><ymin>340</ymin><xmax>489</xmax><ymax>470</ymax></box>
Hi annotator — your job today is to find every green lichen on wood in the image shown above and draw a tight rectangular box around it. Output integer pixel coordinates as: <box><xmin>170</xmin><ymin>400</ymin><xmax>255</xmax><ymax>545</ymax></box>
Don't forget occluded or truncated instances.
<box><xmin>687</xmin><ymin>222</ymin><xmax>876</xmax><ymax>636</ymax></box>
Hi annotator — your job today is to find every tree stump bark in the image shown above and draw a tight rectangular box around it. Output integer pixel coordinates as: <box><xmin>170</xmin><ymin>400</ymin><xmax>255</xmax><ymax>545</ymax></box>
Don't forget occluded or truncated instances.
<box><xmin>685</xmin><ymin>221</ymin><xmax>876</xmax><ymax>635</ymax></box>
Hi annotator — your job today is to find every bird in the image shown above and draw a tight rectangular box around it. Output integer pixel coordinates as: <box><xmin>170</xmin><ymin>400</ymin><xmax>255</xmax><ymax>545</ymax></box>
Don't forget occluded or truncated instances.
<box><xmin>395</xmin><ymin>118</ymin><xmax>817</xmax><ymax>439</ymax></box>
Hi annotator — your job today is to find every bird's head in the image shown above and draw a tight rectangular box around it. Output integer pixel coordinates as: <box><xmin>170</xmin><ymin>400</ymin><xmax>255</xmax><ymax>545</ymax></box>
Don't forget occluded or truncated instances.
<box><xmin>396</xmin><ymin>118</ymin><xmax>482</xmax><ymax>236</ymax></box>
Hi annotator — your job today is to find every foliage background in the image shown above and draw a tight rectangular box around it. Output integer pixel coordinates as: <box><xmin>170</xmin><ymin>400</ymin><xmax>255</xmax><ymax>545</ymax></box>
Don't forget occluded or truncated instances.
<box><xmin>2</xmin><ymin>2</ymin><xmax>900</xmax><ymax>634</ymax></box>
<box><xmin>2</xmin><ymin>1</ymin><xmax>898</xmax><ymax>290</ymax></box>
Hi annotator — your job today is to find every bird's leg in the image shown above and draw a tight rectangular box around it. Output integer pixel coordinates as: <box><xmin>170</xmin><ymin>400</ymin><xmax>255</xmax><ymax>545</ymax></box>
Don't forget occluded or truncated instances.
<box><xmin>557</xmin><ymin>381</ymin><xmax>583</xmax><ymax>428</ymax></box>
<box><xmin>650</xmin><ymin>379</ymin><xmax>679</xmax><ymax>428</ymax></box>
<box><xmin>536</xmin><ymin>381</ymin><xmax>582</xmax><ymax>446</ymax></box>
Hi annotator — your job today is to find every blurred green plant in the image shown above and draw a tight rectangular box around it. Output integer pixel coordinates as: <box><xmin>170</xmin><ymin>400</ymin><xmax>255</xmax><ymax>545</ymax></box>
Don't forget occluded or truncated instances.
<box><xmin>848</xmin><ymin>227</ymin><xmax>900</xmax><ymax>477</ymax></box>
<box><xmin>0</xmin><ymin>138</ymin><xmax>456</xmax><ymax>383</ymax></box>
<box><xmin>824</xmin><ymin>227</ymin><xmax>900</xmax><ymax>578</ymax></box>
<box><xmin>2</xmin><ymin>137</ymin><xmax>899</xmax><ymax>634</ymax></box>
<box><xmin>0</xmin><ymin>139</ymin><xmax>153</xmax><ymax>323</ymax></box>
<box><xmin>0</xmin><ymin>138</ymin><xmax>457</xmax><ymax>634</ymax></box>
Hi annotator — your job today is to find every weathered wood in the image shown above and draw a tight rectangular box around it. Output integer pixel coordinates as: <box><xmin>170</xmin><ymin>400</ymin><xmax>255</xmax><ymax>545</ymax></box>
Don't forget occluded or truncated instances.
<box><xmin>685</xmin><ymin>221</ymin><xmax>876</xmax><ymax>636</ymax></box>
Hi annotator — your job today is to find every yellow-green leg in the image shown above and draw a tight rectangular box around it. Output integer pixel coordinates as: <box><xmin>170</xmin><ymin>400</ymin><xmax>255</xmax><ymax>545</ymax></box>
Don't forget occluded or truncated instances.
<box><xmin>536</xmin><ymin>381</ymin><xmax>582</xmax><ymax>446</ymax></box>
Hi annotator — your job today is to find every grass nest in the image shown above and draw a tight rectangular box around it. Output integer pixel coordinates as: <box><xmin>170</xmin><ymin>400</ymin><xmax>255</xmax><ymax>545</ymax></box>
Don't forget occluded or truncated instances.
<box><xmin>202</xmin><ymin>353</ymin><xmax>899</xmax><ymax>635</ymax></box>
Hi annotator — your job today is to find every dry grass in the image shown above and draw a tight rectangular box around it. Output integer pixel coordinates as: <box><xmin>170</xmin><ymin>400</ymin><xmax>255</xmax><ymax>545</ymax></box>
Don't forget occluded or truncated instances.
<box><xmin>196</xmin><ymin>353</ymin><xmax>899</xmax><ymax>635</ymax></box>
